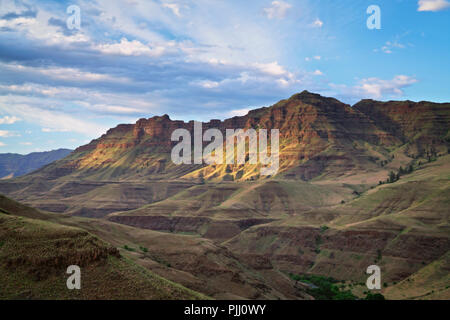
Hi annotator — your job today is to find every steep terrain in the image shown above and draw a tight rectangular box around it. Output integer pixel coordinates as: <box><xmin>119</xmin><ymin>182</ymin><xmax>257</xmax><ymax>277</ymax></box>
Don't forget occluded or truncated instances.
<box><xmin>0</xmin><ymin>91</ymin><xmax>448</xmax><ymax>299</ymax></box>
<box><xmin>0</xmin><ymin>149</ymin><xmax>72</xmax><ymax>179</ymax></box>
<box><xmin>0</xmin><ymin>195</ymin><xmax>206</xmax><ymax>299</ymax></box>
<box><xmin>2</xmin><ymin>91</ymin><xmax>445</xmax><ymax>217</ymax></box>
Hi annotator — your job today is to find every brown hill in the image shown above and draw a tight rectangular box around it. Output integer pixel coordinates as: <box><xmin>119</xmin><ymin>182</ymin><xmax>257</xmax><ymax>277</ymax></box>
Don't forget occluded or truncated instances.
<box><xmin>0</xmin><ymin>194</ymin><xmax>206</xmax><ymax>299</ymax></box>
<box><xmin>1</xmin><ymin>91</ymin><xmax>448</xmax><ymax>217</ymax></box>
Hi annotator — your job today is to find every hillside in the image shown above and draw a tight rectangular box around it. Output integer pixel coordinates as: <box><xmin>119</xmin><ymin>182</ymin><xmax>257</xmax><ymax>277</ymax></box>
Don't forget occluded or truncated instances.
<box><xmin>0</xmin><ymin>92</ymin><xmax>448</xmax><ymax>218</ymax></box>
<box><xmin>0</xmin><ymin>149</ymin><xmax>72</xmax><ymax>179</ymax></box>
<box><xmin>0</xmin><ymin>195</ymin><xmax>206</xmax><ymax>299</ymax></box>
<box><xmin>0</xmin><ymin>91</ymin><xmax>448</xmax><ymax>300</ymax></box>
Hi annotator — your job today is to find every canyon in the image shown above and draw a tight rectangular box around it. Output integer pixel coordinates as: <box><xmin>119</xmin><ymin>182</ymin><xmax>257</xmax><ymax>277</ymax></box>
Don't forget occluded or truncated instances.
<box><xmin>0</xmin><ymin>91</ymin><xmax>449</xmax><ymax>299</ymax></box>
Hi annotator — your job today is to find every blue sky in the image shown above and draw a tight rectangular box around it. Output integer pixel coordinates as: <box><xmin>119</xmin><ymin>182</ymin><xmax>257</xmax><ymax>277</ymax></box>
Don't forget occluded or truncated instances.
<box><xmin>0</xmin><ymin>0</ymin><xmax>449</xmax><ymax>154</ymax></box>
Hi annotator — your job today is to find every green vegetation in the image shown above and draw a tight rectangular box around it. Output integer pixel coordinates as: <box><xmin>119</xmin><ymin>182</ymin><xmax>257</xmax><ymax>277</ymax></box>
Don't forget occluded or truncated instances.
<box><xmin>289</xmin><ymin>274</ymin><xmax>357</xmax><ymax>300</ymax></box>
<box><xmin>364</xmin><ymin>292</ymin><xmax>385</xmax><ymax>300</ymax></box>
<box><xmin>0</xmin><ymin>210</ymin><xmax>205</xmax><ymax>300</ymax></box>
<box><xmin>139</xmin><ymin>245</ymin><xmax>149</xmax><ymax>253</ymax></box>
<box><xmin>379</xmin><ymin>163</ymin><xmax>415</xmax><ymax>185</ymax></box>
<box><xmin>123</xmin><ymin>245</ymin><xmax>136</xmax><ymax>252</ymax></box>
<box><xmin>374</xmin><ymin>249</ymin><xmax>382</xmax><ymax>263</ymax></box>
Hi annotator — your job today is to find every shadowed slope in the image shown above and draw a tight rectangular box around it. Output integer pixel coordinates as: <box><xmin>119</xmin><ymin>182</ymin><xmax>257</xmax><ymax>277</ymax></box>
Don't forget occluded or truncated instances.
<box><xmin>0</xmin><ymin>195</ymin><xmax>206</xmax><ymax>299</ymax></box>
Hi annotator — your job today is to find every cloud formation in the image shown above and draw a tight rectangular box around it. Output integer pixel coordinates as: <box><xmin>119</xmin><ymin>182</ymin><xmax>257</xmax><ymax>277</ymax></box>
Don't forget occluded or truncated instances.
<box><xmin>0</xmin><ymin>116</ymin><xmax>21</xmax><ymax>124</ymax></box>
<box><xmin>331</xmin><ymin>75</ymin><xmax>418</xmax><ymax>101</ymax></box>
<box><xmin>418</xmin><ymin>0</ymin><xmax>450</xmax><ymax>12</ymax></box>
<box><xmin>0</xmin><ymin>0</ymin><xmax>441</xmax><ymax>153</ymax></box>
<box><xmin>312</xmin><ymin>18</ymin><xmax>323</xmax><ymax>28</ymax></box>
<box><xmin>162</xmin><ymin>3</ymin><xmax>182</xmax><ymax>17</ymax></box>
<box><xmin>263</xmin><ymin>1</ymin><xmax>292</xmax><ymax>19</ymax></box>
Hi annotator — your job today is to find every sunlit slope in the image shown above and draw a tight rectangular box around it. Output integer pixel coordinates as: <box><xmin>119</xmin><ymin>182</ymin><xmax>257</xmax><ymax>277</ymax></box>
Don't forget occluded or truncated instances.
<box><xmin>0</xmin><ymin>91</ymin><xmax>419</xmax><ymax>184</ymax></box>
<box><xmin>0</xmin><ymin>91</ymin><xmax>448</xmax><ymax>218</ymax></box>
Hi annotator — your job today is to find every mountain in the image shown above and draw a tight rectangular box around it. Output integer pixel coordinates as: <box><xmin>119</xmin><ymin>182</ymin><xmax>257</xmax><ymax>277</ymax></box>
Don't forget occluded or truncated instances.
<box><xmin>1</xmin><ymin>91</ymin><xmax>448</xmax><ymax>217</ymax></box>
<box><xmin>0</xmin><ymin>91</ymin><xmax>448</xmax><ymax>299</ymax></box>
<box><xmin>0</xmin><ymin>148</ymin><xmax>72</xmax><ymax>179</ymax></box>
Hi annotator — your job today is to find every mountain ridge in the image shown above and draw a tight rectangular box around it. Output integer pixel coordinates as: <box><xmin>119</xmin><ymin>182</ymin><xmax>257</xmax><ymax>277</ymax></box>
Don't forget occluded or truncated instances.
<box><xmin>0</xmin><ymin>91</ymin><xmax>447</xmax><ymax>217</ymax></box>
<box><xmin>0</xmin><ymin>148</ymin><xmax>73</xmax><ymax>179</ymax></box>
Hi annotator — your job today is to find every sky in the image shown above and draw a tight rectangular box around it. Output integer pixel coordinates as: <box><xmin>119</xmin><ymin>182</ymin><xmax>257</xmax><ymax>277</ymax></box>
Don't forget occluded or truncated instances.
<box><xmin>0</xmin><ymin>0</ymin><xmax>449</xmax><ymax>154</ymax></box>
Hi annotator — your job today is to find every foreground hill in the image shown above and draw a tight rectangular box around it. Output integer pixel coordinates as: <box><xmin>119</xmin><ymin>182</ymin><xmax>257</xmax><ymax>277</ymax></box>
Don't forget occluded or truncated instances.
<box><xmin>0</xmin><ymin>195</ymin><xmax>206</xmax><ymax>299</ymax></box>
<box><xmin>0</xmin><ymin>149</ymin><xmax>72</xmax><ymax>179</ymax></box>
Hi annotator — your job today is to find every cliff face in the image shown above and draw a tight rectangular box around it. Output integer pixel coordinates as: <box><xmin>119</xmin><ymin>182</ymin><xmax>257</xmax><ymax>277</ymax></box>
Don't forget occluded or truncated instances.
<box><xmin>21</xmin><ymin>90</ymin><xmax>448</xmax><ymax>183</ymax></box>
<box><xmin>0</xmin><ymin>91</ymin><xmax>448</xmax><ymax>216</ymax></box>
<box><xmin>354</xmin><ymin>99</ymin><xmax>450</xmax><ymax>156</ymax></box>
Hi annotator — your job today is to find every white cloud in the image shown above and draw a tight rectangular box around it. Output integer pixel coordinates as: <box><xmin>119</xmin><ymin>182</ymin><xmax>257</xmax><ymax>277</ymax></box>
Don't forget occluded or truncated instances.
<box><xmin>196</xmin><ymin>80</ymin><xmax>220</xmax><ymax>89</ymax></box>
<box><xmin>0</xmin><ymin>130</ymin><xmax>20</xmax><ymax>137</ymax></box>
<box><xmin>375</xmin><ymin>41</ymin><xmax>405</xmax><ymax>54</ymax></box>
<box><xmin>418</xmin><ymin>0</ymin><xmax>450</xmax><ymax>12</ymax></box>
<box><xmin>0</xmin><ymin>142</ymin><xmax>6</xmax><ymax>147</ymax></box>
<box><xmin>357</xmin><ymin>75</ymin><xmax>418</xmax><ymax>99</ymax></box>
<box><xmin>312</xmin><ymin>18</ymin><xmax>323</xmax><ymax>28</ymax></box>
<box><xmin>312</xmin><ymin>70</ymin><xmax>323</xmax><ymax>76</ymax></box>
<box><xmin>263</xmin><ymin>1</ymin><xmax>292</xmax><ymax>19</ymax></box>
<box><xmin>253</xmin><ymin>61</ymin><xmax>293</xmax><ymax>78</ymax></box>
<box><xmin>20</xmin><ymin>142</ymin><xmax>32</xmax><ymax>146</ymax></box>
<box><xmin>1</xmin><ymin>63</ymin><xmax>130</xmax><ymax>84</ymax></box>
<box><xmin>0</xmin><ymin>100</ymin><xmax>108</xmax><ymax>137</ymax></box>
<box><xmin>329</xmin><ymin>75</ymin><xmax>418</xmax><ymax>101</ymax></box>
<box><xmin>0</xmin><ymin>4</ymin><xmax>90</xmax><ymax>46</ymax></box>
<box><xmin>162</xmin><ymin>3</ymin><xmax>182</xmax><ymax>17</ymax></box>
<box><xmin>0</xmin><ymin>115</ymin><xmax>21</xmax><ymax>124</ymax></box>
<box><xmin>89</xmin><ymin>105</ymin><xmax>143</xmax><ymax>114</ymax></box>
<box><xmin>41</xmin><ymin>128</ymin><xmax>67</xmax><ymax>133</ymax></box>
<box><xmin>0</xmin><ymin>83</ymin><xmax>155</xmax><ymax>114</ymax></box>
<box><xmin>95</xmin><ymin>38</ymin><xmax>166</xmax><ymax>57</ymax></box>
<box><xmin>228</xmin><ymin>108</ymin><xmax>251</xmax><ymax>117</ymax></box>
<box><xmin>305</xmin><ymin>56</ymin><xmax>321</xmax><ymax>61</ymax></box>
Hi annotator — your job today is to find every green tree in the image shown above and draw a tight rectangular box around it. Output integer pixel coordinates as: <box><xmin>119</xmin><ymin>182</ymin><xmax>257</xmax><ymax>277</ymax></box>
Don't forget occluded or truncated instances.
<box><xmin>388</xmin><ymin>171</ymin><xmax>396</xmax><ymax>183</ymax></box>
<box><xmin>365</xmin><ymin>292</ymin><xmax>385</xmax><ymax>300</ymax></box>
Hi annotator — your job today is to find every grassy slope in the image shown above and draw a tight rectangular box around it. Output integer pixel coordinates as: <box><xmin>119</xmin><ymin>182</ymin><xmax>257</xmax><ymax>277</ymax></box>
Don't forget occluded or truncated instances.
<box><xmin>221</xmin><ymin>155</ymin><xmax>450</xmax><ymax>298</ymax></box>
<box><xmin>0</xmin><ymin>195</ymin><xmax>206</xmax><ymax>300</ymax></box>
<box><xmin>0</xmin><ymin>194</ymin><xmax>307</xmax><ymax>300</ymax></box>
<box><xmin>51</xmin><ymin>215</ymin><xmax>309</xmax><ymax>300</ymax></box>
<box><xmin>383</xmin><ymin>251</ymin><xmax>450</xmax><ymax>300</ymax></box>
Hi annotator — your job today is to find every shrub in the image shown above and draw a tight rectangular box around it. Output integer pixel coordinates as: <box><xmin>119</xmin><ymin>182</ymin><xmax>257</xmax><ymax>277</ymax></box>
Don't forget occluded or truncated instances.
<box><xmin>139</xmin><ymin>246</ymin><xmax>148</xmax><ymax>253</ymax></box>
<box><xmin>123</xmin><ymin>245</ymin><xmax>135</xmax><ymax>252</ymax></box>
<box><xmin>365</xmin><ymin>292</ymin><xmax>385</xmax><ymax>300</ymax></box>
<box><xmin>288</xmin><ymin>274</ymin><xmax>357</xmax><ymax>300</ymax></box>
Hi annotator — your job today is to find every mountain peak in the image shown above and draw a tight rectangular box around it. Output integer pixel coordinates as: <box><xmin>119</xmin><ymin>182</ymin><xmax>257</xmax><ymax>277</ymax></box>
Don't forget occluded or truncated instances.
<box><xmin>288</xmin><ymin>91</ymin><xmax>339</xmax><ymax>104</ymax></box>
<box><xmin>292</xmin><ymin>90</ymin><xmax>320</xmax><ymax>99</ymax></box>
